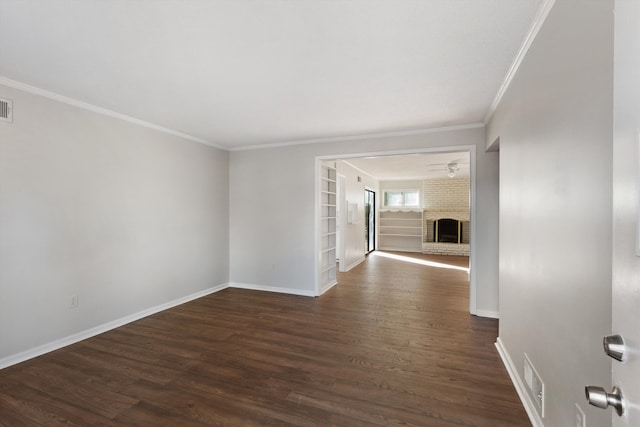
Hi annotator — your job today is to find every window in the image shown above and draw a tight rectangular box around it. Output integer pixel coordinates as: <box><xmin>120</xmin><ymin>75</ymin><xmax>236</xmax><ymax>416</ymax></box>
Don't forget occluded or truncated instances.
<box><xmin>383</xmin><ymin>190</ymin><xmax>420</xmax><ymax>208</ymax></box>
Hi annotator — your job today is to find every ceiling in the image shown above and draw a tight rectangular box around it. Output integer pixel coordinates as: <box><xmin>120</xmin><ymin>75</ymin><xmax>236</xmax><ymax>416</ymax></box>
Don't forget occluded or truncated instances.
<box><xmin>0</xmin><ymin>0</ymin><xmax>543</xmax><ymax>150</ymax></box>
<box><xmin>344</xmin><ymin>151</ymin><xmax>470</xmax><ymax>181</ymax></box>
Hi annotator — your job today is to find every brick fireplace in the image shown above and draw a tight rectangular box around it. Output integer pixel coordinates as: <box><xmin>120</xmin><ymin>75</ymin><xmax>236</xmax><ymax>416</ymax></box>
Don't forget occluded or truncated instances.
<box><xmin>422</xmin><ymin>178</ymin><xmax>470</xmax><ymax>256</ymax></box>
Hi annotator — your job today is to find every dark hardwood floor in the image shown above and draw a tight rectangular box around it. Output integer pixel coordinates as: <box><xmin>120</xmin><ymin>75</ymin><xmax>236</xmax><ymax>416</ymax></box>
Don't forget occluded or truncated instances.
<box><xmin>0</xmin><ymin>252</ymin><xmax>530</xmax><ymax>426</ymax></box>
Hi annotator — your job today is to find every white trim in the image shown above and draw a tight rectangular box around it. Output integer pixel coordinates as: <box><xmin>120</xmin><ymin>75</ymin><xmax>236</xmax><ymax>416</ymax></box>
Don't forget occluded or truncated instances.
<box><xmin>0</xmin><ymin>78</ymin><xmax>484</xmax><ymax>153</ymax></box>
<box><xmin>337</xmin><ymin>174</ymin><xmax>347</xmax><ymax>273</ymax></box>
<box><xmin>474</xmin><ymin>310</ymin><xmax>499</xmax><ymax>319</ymax></box>
<box><xmin>314</xmin><ymin>160</ymin><xmax>322</xmax><ymax>295</ymax></box>
<box><xmin>340</xmin><ymin>160</ymin><xmax>378</xmax><ymax>181</ymax></box>
<box><xmin>230</xmin><ymin>123</ymin><xmax>485</xmax><ymax>152</ymax></box>
<box><xmin>468</xmin><ymin>146</ymin><xmax>478</xmax><ymax>315</ymax></box>
<box><xmin>379</xmin><ymin>246</ymin><xmax>422</xmax><ymax>253</ymax></box>
<box><xmin>483</xmin><ymin>0</ymin><xmax>556</xmax><ymax>124</ymax></box>
<box><xmin>495</xmin><ymin>337</ymin><xmax>544</xmax><ymax>427</ymax></box>
<box><xmin>320</xmin><ymin>280</ymin><xmax>338</xmax><ymax>295</ymax></box>
<box><xmin>635</xmin><ymin>130</ymin><xmax>640</xmax><ymax>256</ymax></box>
<box><xmin>317</xmin><ymin>145</ymin><xmax>475</xmax><ymax>162</ymax></box>
<box><xmin>342</xmin><ymin>256</ymin><xmax>366</xmax><ymax>273</ymax></box>
<box><xmin>0</xmin><ymin>76</ymin><xmax>226</xmax><ymax>150</ymax></box>
<box><xmin>0</xmin><ymin>283</ymin><xmax>229</xmax><ymax>370</ymax></box>
<box><xmin>229</xmin><ymin>282</ymin><xmax>316</xmax><ymax>297</ymax></box>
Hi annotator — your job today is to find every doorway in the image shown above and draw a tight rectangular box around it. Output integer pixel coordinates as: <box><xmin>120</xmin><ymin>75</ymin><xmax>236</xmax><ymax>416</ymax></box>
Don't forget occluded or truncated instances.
<box><xmin>315</xmin><ymin>145</ymin><xmax>478</xmax><ymax>316</ymax></box>
<box><xmin>364</xmin><ymin>189</ymin><xmax>375</xmax><ymax>254</ymax></box>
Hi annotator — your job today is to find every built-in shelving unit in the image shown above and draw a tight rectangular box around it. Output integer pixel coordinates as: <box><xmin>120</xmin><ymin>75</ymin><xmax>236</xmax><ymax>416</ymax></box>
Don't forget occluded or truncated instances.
<box><xmin>318</xmin><ymin>162</ymin><xmax>337</xmax><ymax>291</ymax></box>
<box><xmin>378</xmin><ymin>210</ymin><xmax>423</xmax><ymax>252</ymax></box>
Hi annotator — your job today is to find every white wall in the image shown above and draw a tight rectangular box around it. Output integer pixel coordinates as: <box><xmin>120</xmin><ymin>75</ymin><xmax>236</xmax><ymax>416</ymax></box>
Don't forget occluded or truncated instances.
<box><xmin>229</xmin><ymin>126</ymin><xmax>500</xmax><ymax>315</ymax></box>
<box><xmin>0</xmin><ymin>84</ymin><xmax>229</xmax><ymax>364</ymax></box>
<box><xmin>486</xmin><ymin>1</ymin><xmax>613</xmax><ymax>426</ymax></box>
<box><xmin>336</xmin><ymin>160</ymin><xmax>378</xmax><ymax>272</ymax></box>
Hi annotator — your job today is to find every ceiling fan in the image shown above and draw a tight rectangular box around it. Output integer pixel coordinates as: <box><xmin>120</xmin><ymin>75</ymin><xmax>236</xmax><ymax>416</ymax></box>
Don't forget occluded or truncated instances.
<box><xmin>425</xmin><ymin>159</ymin><xmax>468</xmax><ymax>178</ymax></box>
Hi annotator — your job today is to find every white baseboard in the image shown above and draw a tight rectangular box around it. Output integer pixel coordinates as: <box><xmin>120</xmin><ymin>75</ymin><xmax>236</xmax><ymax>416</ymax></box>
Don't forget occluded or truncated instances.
<box><xmin>495</xmin><ymin>337</ymin><xmax>544</xmax><ymax>427</ymax></box>
<box><xmin>474</xmin><ymin>309</ymin><xmax>499</xmax><ymax>319</ymax></box>
<box><xmin>0</xmin><ymin>283</ymin><xmax>229</xmax><ymax>370</ymax></box>
<box><xmin>320</xmin><ymin>279</ymin><xmax>338</xmax><ymax>295</ymax></box>
<box><xmin>228</xmin><ymin>282</ymin><xmax>316</xmax><ymax>297</ymax></box>
<box><xmin>342</xmin><ymin>256</ymin><xmax>366</xmax><ymax>272</ymax></box>
<box><xmin>378</xmin><ymin>246</ymin><xmax>422</xmax><ymax>253</ymax></box>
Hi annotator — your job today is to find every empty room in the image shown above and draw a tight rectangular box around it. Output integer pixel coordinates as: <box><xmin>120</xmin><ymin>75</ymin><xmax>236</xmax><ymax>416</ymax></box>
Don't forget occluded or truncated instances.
<box><xmin>2</xmin><ymin>1</ymin><xmax>639</xmax><ymax>426</ymax></box>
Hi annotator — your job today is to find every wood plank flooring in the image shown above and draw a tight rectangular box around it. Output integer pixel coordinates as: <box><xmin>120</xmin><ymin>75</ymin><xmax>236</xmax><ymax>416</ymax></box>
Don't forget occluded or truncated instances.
<box><xmin>0</xmin><ymin>252</ymin><xmax>530</xmax><ymax>426</ymax></box>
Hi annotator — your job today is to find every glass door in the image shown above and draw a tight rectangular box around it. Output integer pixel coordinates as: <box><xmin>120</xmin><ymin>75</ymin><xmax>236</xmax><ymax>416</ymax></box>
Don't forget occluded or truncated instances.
<box><xmin>365</xmin><ymin>189</ymin><xmax>375</xmax><ymax>254</ymax></box>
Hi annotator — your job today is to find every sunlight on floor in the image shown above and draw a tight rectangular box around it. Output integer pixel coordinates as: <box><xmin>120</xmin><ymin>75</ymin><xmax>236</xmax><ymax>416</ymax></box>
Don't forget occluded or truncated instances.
<box><xmin>372</xmin><ymin>251</ymin><xmax>470</xmax><ymax>273</ymax></box>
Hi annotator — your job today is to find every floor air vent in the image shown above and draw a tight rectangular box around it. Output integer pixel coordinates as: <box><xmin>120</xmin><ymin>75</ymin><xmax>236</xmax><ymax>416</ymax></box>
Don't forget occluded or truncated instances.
<box><xmin>0</xmin><ymin>97</ymin><xmax>13</xmax><ymax>123</ymax></box>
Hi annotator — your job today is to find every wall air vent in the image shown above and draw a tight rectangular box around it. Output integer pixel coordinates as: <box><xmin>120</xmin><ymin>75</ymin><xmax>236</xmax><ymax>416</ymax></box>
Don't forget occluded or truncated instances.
<box><xmin>0</xmin><ymin>97</ymin><xmax>13</xmax><ymax>123</ymax></box>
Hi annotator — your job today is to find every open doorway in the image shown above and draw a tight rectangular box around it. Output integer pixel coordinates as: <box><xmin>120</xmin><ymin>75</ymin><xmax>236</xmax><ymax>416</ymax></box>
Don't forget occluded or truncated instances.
<box><xmin>316</xmin><ymin>145</ymin><xmax>477</xmax><ymax>315</ymax></box>
<box><xmin>365</xmin><ymin>189</ymin><xmax>375</xmax><ymax>254</ymax></box>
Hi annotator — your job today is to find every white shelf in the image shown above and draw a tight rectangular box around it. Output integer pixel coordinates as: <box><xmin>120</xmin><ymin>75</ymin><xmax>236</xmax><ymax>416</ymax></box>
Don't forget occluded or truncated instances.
<box><xmin>318</xmin><ymin>163</ymin><xmax>338</xmax><ymax>291</ymax></box>
<box><xmin>379</xmin><ymin>210</ymin><xmax>423</xmax><ymax>252</ymax></box>
<box><xmin>319</xmin><ymin>264</ymin><xmax>336</xmax><ymax>273</ymax></box>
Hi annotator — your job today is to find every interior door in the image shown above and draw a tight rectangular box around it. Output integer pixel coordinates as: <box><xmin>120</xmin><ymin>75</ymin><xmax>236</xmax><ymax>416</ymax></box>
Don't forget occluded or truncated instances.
<box><xmin>611</xmin><ymin>1</ymin><xmax>640</xmax><ymax>425</ymax></box>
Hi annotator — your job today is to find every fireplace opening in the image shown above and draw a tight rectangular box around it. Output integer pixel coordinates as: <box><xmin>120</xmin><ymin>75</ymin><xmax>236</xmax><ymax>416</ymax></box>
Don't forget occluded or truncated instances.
<box><xmin>434</xmin><ymin>218</ymin><xmax>461</xmax><ymax>243</ymax></box>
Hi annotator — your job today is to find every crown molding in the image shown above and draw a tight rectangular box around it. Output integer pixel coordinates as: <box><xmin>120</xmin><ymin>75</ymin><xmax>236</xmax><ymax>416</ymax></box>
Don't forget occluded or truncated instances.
<box><xmin>229</xmin><ymin>122</ymin><xmax>485</xmax><ymax>152</ymax></box>
<box><xmin>1</xmin><ymin>78</ymin><xmax>488</xmax><ymax>153</ymax></box>
<box><xmin>483</xmin><ymin>0</ymin><xmax>556</xmax><ymax>124</ymax></box>
<box><xmin>340</xmin><ymin>159</ymin><xmax>380</xmax><ymax>180</ymax></box>
<box><xmin>0</xmin><ymin>76</ymin><xmax>226</xmax><ymax>150</ymax></box>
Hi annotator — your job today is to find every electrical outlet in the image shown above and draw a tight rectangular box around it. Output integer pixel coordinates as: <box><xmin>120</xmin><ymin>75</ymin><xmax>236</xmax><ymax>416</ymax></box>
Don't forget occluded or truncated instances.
<box><xmin>575</xmin><ymin>403</ymin><xmax>586</xmax><ymax>427</ymax></box>
<box><xmin>70</xmin><ymin>295</ymin><xmax>78</xmax><ymax>308</ymax></box>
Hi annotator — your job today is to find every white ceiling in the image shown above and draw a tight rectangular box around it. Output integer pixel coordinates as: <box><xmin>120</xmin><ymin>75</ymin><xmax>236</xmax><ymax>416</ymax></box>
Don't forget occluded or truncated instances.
<box><xmin>345</xmin><ymin>151</ymin><xmax>470</xmax><ymax>181</ymax></box>
<box><xmin>0</xmin><ymin>0</ymin><xmax>543</xmax><ymax>150</ymax></box>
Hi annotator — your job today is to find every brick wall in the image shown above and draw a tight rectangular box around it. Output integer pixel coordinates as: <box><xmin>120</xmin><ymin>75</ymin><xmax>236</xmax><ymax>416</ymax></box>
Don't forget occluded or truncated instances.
<box><xmin>423</xmin><ymin>178</ymin><xmax>469</xmax><ymax>209</ymax></box>
<box><xmin>422</xmin><ymin>242</ymin><xmax>470</xmax><ymax>256</ymax></box>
